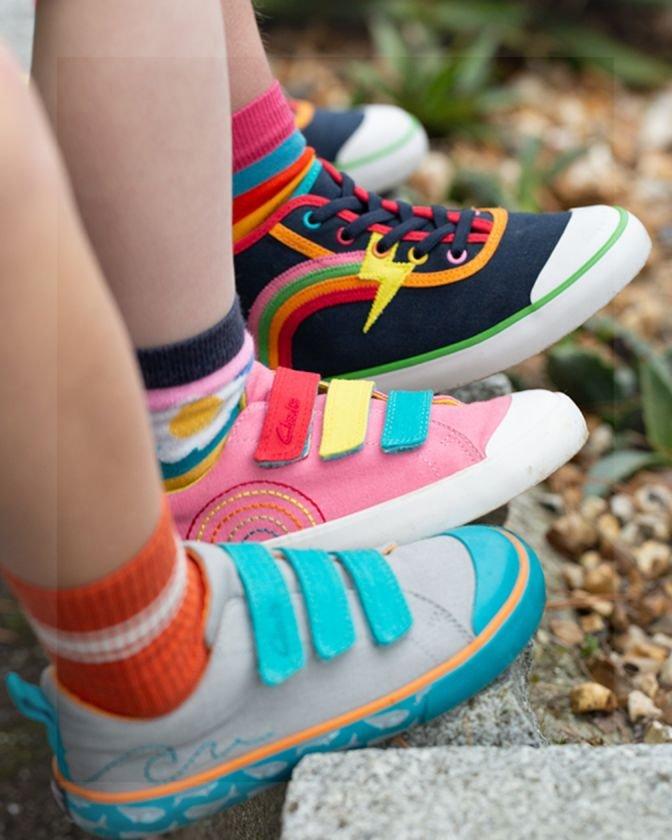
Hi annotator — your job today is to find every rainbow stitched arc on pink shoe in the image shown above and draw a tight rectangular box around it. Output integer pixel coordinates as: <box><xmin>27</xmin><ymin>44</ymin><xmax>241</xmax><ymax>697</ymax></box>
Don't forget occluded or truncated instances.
<box><xmin>186</xmin><ymin>480</ymin><xmax>326</xmax><ymax>543</ymax></box>
<box><xmin>174</xmin><ymin>368</ymin><xmax>458</xmax><ymax>543</ymax></box>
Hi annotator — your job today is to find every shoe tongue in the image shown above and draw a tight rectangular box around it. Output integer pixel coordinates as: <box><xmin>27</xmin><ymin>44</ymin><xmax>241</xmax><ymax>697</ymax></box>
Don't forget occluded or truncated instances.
<box><xmin>245</xmin><ymin>362</ymin><xmax>276</xmax><ymax>403</ymax></box>
<box><xmin>308</xmin><ymin>164</ymin><xmax>346</xmax><ymax>200</ymax></box>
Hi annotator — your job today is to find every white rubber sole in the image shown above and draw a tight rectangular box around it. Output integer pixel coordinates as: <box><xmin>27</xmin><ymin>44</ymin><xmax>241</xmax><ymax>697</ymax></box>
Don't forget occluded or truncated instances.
<box><xmin>336</xmin><ymin>110</ymin><xmax>429</xmax><ymax>194</ymax></box>
<box><xmin>267</xmin><ymin>390</ymin><xmax>587</xmax><ymax>550</ymax></box>
<box><xmin>366</xmin><ymin>207</ymin><xmax>651</xmax><ymax>392</ymax></box>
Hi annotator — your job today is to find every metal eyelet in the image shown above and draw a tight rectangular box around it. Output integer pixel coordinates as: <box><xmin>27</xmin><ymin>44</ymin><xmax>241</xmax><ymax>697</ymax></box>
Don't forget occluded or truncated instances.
<box><xmin>303</xmin><ymin>210</ymin><xmax>322</xmax><ymax>230</ymax></box>
<box><xmin>447</xmin><ymin>248</ymin><xmax>468</xmax><ymax>265</ymax></box>
<box><xmin>373</xmin><ymin>239</ymin><xmax>392</xmax><ymax>258</ymax></box>
<box><xmin>337</xmin><ymin>227</ymin><xmax>355</xmax><ymax>245</ymax></box>
<box><xmin>408</xmin><ymin>246</ymin><xmax>429</xmax><ymax>265</ymax></box>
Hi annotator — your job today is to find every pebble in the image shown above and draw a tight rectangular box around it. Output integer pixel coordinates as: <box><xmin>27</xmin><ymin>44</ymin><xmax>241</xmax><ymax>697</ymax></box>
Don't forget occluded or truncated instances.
<box><xmin>579</xmin><ymin>550</ymin><xmax>602</xmax><ymax>570</ymax></box>
<box><xmin>550</xmin><ymin>619</ymin><xmax>584</xmax><ymax>646</ymax></box>
<box><xmin>596</xmin><ymin>512</ymin><xmax>621</xmax><ymax>549</ymax></box>
<box><xmin>633</xmin><ymin>514</ymin><xmax>670</xmax><ymax>542</ymax></box>
<box><xmin>634</xmin><ymin>484</ymin><xmax>672</xmax><ymax>517</ymax></box>
<box><xmin>619</xmin><ymin>521</ymin><xmax>644</xmax><ymax>547</ymax></box>
<box><xmin>627</xmin><ymin>690</ymin><xmax>663</xmax><ymax>722</ymax></box>
<box><xmin>643</xmin><ymin>721</ymin><xmax>672</xmax><ymax>744</ymax></box>
<box><xmin>634</xmin><ymin>541</ymin><xmax>671</xmax><ymax>578</ymax></box>
<box><xmin>580</xmin><ymin>613</ymin><xmax>606</xmax><ymax>634</ymax></box>
<box><xmin>660</xmin><ymin>655</ymin><xmax>672</xmax><ymax>688</ymax></box>
<box><xmin>583</xmin><ymin>423</ymin><xmax>614</xmax><ymax>459</ymax></box>
<box><xmin>547</xmin><ymin>513</ymin><xmax>598</xmax><ymax>556</ymax></box>
<box><xmin>570</xmin><ymin>682</ymin><xmax>618</xmax><ymax>714</ymax></box>
<box><xmin>610</xmin><ymin>493</ymin><xmax>636</xmax><ymax>523</ymax></box>
<box><xmin>539</xmin><ymin>492</ymin><xmax>565</xmax><ymax>515</ymax></box>
<box><xmin>408</xmin><ymin>151</ymin><xmax>453</xmax><ymax>204</ymax></box>
<box><xmin>562</xmin><ymin>563</ymin><xmax>585</xmax><ymax>590</ymax></box>
<box><xmin>622</xmin><ymin>655</ymin><xmax>663</xmax><ymax>675</ymax></box>
<box><xmin>639</xmin><ymin>88</ymin><xmax>672</xmax><ymax>151</ymax></box>
<box><xmin>580</xmin><ymin>496</ymin><xmax>608</xmax><ymax>521</ymax></box>
<box><xmin>584</xmin><ymin>563</ymin><xmax>619</xmax><ymax>595</ymax></box>
<box><xmin>632</xmin><ymin>672</ymin><xmax>659</xmax><ymax>699</ymax></box>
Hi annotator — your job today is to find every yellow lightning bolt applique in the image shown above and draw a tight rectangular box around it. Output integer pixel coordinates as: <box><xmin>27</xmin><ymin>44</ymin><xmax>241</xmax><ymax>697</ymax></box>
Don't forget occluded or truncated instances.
<box><xmin>359</xmin><ymin>231</ymin><xmax>415</xmax><ymax>334</ymax></box>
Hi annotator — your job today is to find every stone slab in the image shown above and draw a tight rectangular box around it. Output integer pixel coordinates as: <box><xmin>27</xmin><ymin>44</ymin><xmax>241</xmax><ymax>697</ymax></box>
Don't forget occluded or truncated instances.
<box><xmin>282</xmin><ymin>745</ymin><xmax>672</xmax><ymax>839</ymax></box>
<box><xmin>402</xmin><ymin>646</ymin><xmax>544</xmax><ymax>748</ymax></box>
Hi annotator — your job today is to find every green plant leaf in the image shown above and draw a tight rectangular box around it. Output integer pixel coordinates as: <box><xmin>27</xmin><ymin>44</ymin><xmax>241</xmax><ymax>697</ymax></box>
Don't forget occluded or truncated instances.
<box><xmin>544</xmin><ymin>146</ymin><xmax>588</xmax><ymax>182</ymax></box>
<box><xmin>546</xmin><ymin>343</ymin><xmax>637</xmax><ymax>423</ymax></box>
<box><xmin>429</xmin><ymin>0</ymin><xmax>530</xmax><ymax>36</ymax></box>
<box><xmin>585</xmin><ymin>315</ymin><xmax>656</xmax><ymax>365</ymax></box>
<box><xmin>584</xmin><ymin>449</ymin><xmax>668</xmax><ymax>497</ymax></box>
<box><xmin>369</xmin><ymin>14</ymin><xmax>409</xmax><ymax>78</ymax></box>
<box><xmin>453</xmin><ymin>29</ymin><xmax>501</xmax><ymax>94</ymax></box>
<box><xmin>553</xmin><ymin>24</ymin><xmax>672</xmax><ymax>87</ymax></box>
<box><xmin>449</xmin><ymin>168</ymin><xmax>509</xmax><ymax>207</ymax></box>
<box><xmin>640</xmin><ymin>354</ymin><xmax>672</xmax><ymax>456</ymax></box>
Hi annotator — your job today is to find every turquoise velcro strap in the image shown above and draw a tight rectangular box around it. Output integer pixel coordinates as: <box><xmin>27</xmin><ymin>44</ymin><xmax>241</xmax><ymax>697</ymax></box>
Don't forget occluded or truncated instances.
<box><xmin>224</xmin><ymin>544</ymin><xmax>304</xmax><ymax>685</ymax></box>
<box><xmin>281</xmin><ymin>549</ymin><xmax>356</xmax><ymax>660</ymax></box>
<box><xmin>382</xmin><ymin>390</ymin><xmax>433</xmax><ymax>453</ymax></box>
<box><xmin>335</xmin><ymin>550</ymin><xmax>412</xmax><ymax>645</ymax></box>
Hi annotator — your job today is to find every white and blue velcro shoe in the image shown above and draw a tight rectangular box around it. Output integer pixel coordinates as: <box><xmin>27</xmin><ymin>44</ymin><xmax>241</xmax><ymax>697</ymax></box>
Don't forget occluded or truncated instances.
<box><xmin>7</xmin><ymin>525</ymin><xmax>545</xmax><ymax>838</ymax></box>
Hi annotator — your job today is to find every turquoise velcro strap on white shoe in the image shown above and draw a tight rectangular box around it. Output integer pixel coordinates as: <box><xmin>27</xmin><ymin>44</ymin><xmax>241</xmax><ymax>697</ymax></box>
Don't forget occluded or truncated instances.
<box><xmin>281</xmin><ymin>549</ymin><xmax>356</xmax><ymax>660</ymax></box>
<box><xmin>382</xmin><ymin>390</ymin><xmax>433</xmax><ymax>453</ymax></box>
<box><xmin>335</xmin><ymin>550</ymin><xmax>413</xmax><ymax>645</ymax></box>
<box><xmin>224</xmin><ymin>544</ymin><xmax>304</xmax><ymax>685</ymax></box>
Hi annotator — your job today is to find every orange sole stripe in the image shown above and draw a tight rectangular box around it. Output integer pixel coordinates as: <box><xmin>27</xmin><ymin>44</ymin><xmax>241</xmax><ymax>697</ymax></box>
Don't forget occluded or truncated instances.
<box><xmin>53</xmin><ymin>529</ymin><xmax>529</xmax><ymax>804</ymax></box>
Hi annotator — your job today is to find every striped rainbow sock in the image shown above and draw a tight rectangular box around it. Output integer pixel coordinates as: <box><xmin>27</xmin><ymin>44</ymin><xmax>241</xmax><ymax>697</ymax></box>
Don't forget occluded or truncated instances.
<box><xmin>233</xmin><ymin>81</ymin><xmax>321</xmax><ymax>243</ymax></box>
<box><xmin>138</xmin><ymin>300</ymin><xmax>254</xmax><ymax>492</ymax></box>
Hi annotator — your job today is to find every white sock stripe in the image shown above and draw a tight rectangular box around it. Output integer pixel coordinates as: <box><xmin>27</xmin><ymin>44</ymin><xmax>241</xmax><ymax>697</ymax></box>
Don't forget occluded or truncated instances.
<box><xmin>153</xmin><ymin>371</ymin><xmax>249</xmax><ymax>465</ymax></box>
<box><xmin>150</xmin><ymin>364</ymin><xmax>251</xmax><ymax>425</ymax></box>
<box><xmin>31</xmin><ymin>544</ymin><xmax>189</xmax><ymax>664</ymax></box>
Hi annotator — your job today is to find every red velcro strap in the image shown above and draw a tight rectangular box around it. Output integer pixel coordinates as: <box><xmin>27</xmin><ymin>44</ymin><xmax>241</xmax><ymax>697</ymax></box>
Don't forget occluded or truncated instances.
<box><xmin>254</xmin><ymin>367</ymin><xmax>321</xmax><ymax>465</ymax></box>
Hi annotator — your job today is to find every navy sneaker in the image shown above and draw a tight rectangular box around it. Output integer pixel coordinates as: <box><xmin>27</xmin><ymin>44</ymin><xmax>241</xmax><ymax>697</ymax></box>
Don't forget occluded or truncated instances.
<box><xmin>235</xmin><ymin>162</ymin><xmax>651</xmax><ymax>391</ymax></box>
<box><xmin>291</xmin><ymin>98</ymin><xmax>429</xmax><ymax>193</ymax></box>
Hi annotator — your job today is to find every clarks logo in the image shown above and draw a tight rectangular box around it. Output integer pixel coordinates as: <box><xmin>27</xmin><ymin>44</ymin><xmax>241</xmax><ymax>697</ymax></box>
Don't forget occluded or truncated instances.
<box><xmin>276</xmin><ymin>398</ymin><xmax>301</xmax><ymax>445</ymax></box>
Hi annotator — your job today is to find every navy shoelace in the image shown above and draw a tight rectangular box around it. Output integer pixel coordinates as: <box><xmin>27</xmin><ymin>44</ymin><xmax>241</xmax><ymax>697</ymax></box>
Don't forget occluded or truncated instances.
<box><xmin>309</xmin><ymin>171</ymin><xmax>477</xmax><ymax>258</ymax></box>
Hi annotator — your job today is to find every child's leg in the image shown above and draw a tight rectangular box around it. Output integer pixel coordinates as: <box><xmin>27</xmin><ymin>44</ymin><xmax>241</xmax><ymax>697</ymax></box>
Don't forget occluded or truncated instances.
<box><xmin>0</xmin><ymin>47</ymin><xmax>206</xmax><ymax>716</ymax></box>
<box><xmin>31</xmin><ymin>0</ymin><xmax>255</xmax><ymax>491</ymax></box>
<box><xmin>220</xmin><ymin>0</ymin><xmax>274</xmax><ymax>111</ymax></box>
<box><xmin>31</xmin><ymin>0</ymin><xmax>235</xmax><ymax>347</ymax></box>
<box><xmin>0</xmin><ymin>45</ymin><xmax>160</xmax><ymax>586</ymax></box>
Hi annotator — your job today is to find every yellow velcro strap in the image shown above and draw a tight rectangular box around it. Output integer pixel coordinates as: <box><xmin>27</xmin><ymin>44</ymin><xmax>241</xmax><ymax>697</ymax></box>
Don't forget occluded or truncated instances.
<box><xmin>319</xmin><ymin>379</ymin><xmax>374</xmax><ymax>461</ymax></box>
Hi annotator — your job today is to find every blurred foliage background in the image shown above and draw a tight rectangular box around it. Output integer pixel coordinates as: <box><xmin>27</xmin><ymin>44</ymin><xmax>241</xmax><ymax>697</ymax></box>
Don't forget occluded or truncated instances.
<box><xmin>260</xmin><ymin>0</ymin><xmax>672</xmax><ymax>493</ymax></box>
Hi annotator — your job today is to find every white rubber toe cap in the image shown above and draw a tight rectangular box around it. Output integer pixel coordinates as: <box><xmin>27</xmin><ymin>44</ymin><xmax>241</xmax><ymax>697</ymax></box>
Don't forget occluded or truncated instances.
<box><xmin>335</xmin><ymin>104</ymin><xmax>429</xmax><ymax>193</ymax></box>
<box><xmin>486</xmin><ymin>390</ymin><xmax>587</xmax><ymax>473</ymax></box>
<box><xmin>530</xmin><ymin>206</ymin><xmax>651</xmax><ymax>304</ymax></box>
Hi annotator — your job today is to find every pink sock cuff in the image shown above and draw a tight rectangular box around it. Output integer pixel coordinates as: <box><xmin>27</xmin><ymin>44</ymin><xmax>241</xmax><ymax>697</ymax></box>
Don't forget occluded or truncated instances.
<box><xmin>147</xmin><ymin>332</ymin><xmax>255</xmax><ymax>411</ymax></box>
<box><xmin>233</xmin><ymin>81</ymin><xmax>295</xmax><ymax>171</ymax></box>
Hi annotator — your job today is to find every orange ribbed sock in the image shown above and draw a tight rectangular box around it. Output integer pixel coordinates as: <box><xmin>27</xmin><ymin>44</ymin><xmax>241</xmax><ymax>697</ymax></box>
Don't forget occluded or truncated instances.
<box><xmin>2</xmin><ymin>499</ymin><xmax>208</xmax><ymax>718</ymax></box>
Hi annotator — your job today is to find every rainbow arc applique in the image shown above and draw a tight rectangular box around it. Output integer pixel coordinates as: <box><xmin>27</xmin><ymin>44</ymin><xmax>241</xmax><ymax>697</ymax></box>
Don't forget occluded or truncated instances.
<box><xmin>249</xmin><ymin>208</ymin><xmax>508</xmax><ymax>370</ymax></box>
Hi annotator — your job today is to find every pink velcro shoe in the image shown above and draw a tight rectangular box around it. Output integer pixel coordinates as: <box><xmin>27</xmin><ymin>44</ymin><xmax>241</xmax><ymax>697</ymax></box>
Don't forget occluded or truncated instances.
<box><xmin>169</xmin><ymin>363</ymin><xmax>586</xmax><ymax>549</ymax></box>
